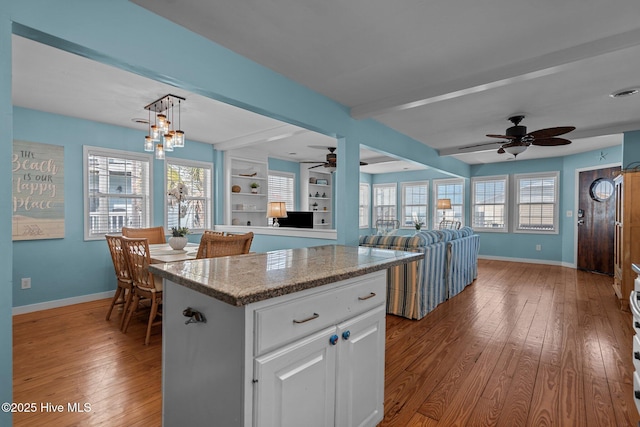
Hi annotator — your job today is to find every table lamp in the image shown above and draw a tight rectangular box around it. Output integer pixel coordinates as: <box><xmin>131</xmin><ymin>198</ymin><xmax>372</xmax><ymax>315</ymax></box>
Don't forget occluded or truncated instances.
<box><xmin>437</xmin><ymin>198</ymin><xmax>451</xmax><ymax>221</ymax></box>
<box><xmin>267</xmin><ymin>201</ymin><xmax>288</xmax><ymax>227</ymax></box>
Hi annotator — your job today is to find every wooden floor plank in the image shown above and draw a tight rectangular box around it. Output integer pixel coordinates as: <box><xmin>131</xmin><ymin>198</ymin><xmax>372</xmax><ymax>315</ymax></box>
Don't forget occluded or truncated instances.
<box><xmin>13</xmin><ymin>260</ymin><xmax>639</xmax><ymax>426</ymax></box>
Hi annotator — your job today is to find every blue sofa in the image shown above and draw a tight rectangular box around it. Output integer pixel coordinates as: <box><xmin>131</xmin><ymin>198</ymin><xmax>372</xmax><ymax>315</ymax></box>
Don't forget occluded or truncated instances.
<box><xmin>359</xmin><ymin>227</ymin><xmax>480</xmax><ymax>320</ymax></box>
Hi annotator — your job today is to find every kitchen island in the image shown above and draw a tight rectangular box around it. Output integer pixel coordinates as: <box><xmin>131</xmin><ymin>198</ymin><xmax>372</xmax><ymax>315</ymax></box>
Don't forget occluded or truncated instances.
<box><xmin>150</xmin><ymin>244</ymin><xmax>421</xmax><ymax>427</ymax></box>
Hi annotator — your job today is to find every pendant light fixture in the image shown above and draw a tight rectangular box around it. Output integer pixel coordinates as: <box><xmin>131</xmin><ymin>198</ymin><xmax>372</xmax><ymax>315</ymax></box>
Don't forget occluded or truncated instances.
<box><xmin>144</xmin><ymin>106</ymin><xmax>154</xmax><ymax>152</ymax></box>
<box><xmin>143</xmin><ymin>94</ymin><xmax>186</xmax><ymax>159</ymax></box>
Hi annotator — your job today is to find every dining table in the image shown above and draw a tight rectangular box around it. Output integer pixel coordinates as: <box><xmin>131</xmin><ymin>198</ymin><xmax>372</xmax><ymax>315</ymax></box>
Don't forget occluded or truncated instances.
<box><xmin>149</xmin><ymin>242</ymin><xmax>199</xmax><ymax>264</ymax></box>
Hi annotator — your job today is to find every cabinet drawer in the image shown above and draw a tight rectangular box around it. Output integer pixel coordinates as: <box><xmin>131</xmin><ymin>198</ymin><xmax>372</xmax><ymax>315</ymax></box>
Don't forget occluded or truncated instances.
<box><xmin>254</xmin><ymin>272</ymin><xmax>385</xmax><ymax>356</ymax></box>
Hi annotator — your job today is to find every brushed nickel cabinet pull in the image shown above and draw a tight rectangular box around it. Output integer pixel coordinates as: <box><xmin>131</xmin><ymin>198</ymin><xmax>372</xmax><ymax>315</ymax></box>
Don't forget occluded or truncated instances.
<box><xmin>358</xmin><ymin>292</ymin><xmax>376</xmax><ymax>301</ymax></box>
<box><xmin>293</xmin><ymin>313</ymin><xmax>319</xmax><ymax>324</ymax></box>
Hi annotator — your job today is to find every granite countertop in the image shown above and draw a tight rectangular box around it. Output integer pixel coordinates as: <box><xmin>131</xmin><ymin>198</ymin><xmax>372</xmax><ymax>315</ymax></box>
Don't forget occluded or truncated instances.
<box><xmin>149</xmin><ymin>244</ymin><xmax>421</xmax><ymax>306</ymax></box>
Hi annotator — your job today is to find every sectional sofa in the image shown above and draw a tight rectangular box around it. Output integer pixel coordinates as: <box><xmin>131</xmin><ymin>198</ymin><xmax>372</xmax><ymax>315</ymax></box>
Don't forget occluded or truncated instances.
<box><xmin>359</xmin><ymin>227</ymin><xmax>480</xmax><ymax>320</ymax></box>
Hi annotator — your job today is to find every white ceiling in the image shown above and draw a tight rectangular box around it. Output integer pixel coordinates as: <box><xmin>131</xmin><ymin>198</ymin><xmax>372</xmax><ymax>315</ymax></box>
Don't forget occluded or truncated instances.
<box><xmin>14</xmin><ymin>0</ymin><xmax>640</xmax><ymax>168</ymax></box>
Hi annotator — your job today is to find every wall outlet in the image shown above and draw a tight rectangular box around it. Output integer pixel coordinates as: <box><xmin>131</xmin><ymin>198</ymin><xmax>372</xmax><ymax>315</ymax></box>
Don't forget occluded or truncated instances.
<box><xmin>21</xmin><ymin>277</ymin><xmax>31</xmax><ymax>289</ymax></box>
<box><xmin>535</xmin><ymin>245</ymin><xmax>541</xmax><ymax>251</ymax></box>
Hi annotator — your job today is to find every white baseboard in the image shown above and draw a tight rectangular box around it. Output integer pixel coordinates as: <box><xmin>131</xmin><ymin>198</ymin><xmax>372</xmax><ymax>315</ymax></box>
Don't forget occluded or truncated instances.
<box><xmin>13</xmin><ymin>291</ymin><xmax>113</xmax><ymax>315</ymax></box>
<box><xmin>478</xmin><ymin>255</ymin><xmax>575</xmax><ymax>269</ymax></box>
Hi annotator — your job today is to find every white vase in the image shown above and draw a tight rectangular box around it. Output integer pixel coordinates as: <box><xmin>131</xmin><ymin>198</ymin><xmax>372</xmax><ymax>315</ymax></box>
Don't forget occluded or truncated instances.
<box><xmin>168</xmin><ymin>236</ymin><xmax>188</xmax><ymax>250</ymax></box>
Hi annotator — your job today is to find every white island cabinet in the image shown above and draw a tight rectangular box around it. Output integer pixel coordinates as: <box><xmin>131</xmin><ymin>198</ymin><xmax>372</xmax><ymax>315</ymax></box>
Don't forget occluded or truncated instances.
<box><xmin>163</xmin><ymin>271</ymin><xmax>385</xmax><ymax>427</ymax></box>
<box><xmin>153</xmin><ymin>245</ymin><xmax>421</xmax><ymax>427</ymax></box>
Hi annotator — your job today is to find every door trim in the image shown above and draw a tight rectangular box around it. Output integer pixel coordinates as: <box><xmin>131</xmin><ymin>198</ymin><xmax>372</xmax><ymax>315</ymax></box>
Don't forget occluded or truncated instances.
<box><xmin>573</xmin><ymin>162</ymin><xmax>621</xmax><ymax>269</ymax></box>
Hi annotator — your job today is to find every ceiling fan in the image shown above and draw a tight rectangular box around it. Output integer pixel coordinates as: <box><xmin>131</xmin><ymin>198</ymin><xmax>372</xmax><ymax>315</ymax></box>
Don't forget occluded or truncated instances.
<box><xmin>486</xmin><ymin>115</ymin><xmax>576</xmax><ymax>158</ymax></box>
<box><xmin>301</xmin><ymin>146</ymin><xmax>368</xmax><ymax>171</ymax></box>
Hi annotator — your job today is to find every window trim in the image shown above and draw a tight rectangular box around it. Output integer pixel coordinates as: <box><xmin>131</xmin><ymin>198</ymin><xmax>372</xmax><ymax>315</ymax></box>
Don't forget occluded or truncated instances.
<box><xmin>372</xmin><ymin>183</ymin><xmax>397</xmax><ymax>225</ymax></box>
<box><xmin>513</xmin><ymin>171</ymin><xmax>560</xmax><ymax>235</ymax></box>
<box><xmin>471</xmin><ymin>174</ymin><xmax>508</xmax><ymax>233</ymax></box>
<box><xmin>433</xmin><ymin>178</ymin><xmax>465</xmax><ymax>229</ymax></box>
<box><xmin>400</xmin><ymin>181</ymin><xmax>428</xmax><ymax>229</ymax></box>
<box><xmin>165</xmin><ymin>157</ymin><xmax>213</xmax><ymax>234</ymax></box>
<box><xmin>83</xmin><ymin>146</ymin><xmax>153</xmax><ymax>241</ymax></box>
<box><xmin>359</xmin><ymin>183</ymin><xmax>370</xmax><ymax>228</ymax></box>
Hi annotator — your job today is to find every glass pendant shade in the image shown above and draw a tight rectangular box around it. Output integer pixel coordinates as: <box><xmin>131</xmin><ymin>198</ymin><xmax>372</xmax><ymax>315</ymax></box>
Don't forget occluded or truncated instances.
<box><xmin>155</xmin><ymin>143</ymin><xmax>165</xmax><ymax>160</ymax></box>
<box><xmin>164</xmin><ymin>133</ymin><xmax>174</xmax><ymax>151</ymax></box>
<box><xmin>151</xmin><ymin>125</ymin><xmax>160</xmax><ymax>140</ymax></box>
<box><xmin>144</xmin><ymin>136</ymin><xmax>154</xmax><ymax>151</ymax></box>
<box><xmin>157</xmin><ymin>114</ymin><xmax>167</xmax><ymax>129</ymax></box>
<box><xmin>505</xmin><ymin>145</ymin><xmax>528</xmax><ymax>156</ymax></box>
<box><xmin>173</xmin><ymin>130</ymin><xmax>185</xmax><ymax>147</ymax></box>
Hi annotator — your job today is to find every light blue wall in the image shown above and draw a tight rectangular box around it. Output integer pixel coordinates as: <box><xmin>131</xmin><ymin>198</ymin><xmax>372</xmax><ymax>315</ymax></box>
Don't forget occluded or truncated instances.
<box><xmin>0</xmin><ymin>7</ymin><xmax>13</xmax><ymax>424</ymax></box>
<box><xmin>471</xmin><ymin>145</ymin><xmax>623</xmax><ymax>265</ymax></box>
<box><xmin>12</xmin><ymin>107</ymin><xmax>217</xmax><ymax>307</ymax></box>
<box><xmin>623</xmin><ymin>130</ymin><xmax>640</xmax><ymax>170</ymax></box>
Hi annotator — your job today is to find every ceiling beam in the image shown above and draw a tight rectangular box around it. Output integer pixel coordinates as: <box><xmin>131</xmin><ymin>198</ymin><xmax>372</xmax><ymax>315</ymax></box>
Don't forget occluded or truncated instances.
<box><xmin>213</xmin><ymin>124</ymin><xmax>307</xmax><ymax>151</ymax></box>
<box><xmin>351</xmin><ymin>27</ymin><xmax>640</xmax><ymax>120</ymax></box>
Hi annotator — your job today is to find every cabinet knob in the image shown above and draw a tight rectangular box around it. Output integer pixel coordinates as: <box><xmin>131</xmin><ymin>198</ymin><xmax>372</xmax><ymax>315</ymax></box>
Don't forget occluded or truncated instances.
<box><xmin>635</xmin><ymin>321</ymin><xmax>640</xmax><ymax>329</ymax></box>
<box><xmin>342</xmin><ymin>331</ymin><xmax>351</xmax><ymax>340</ymax></box>
<box><xmin>635</xmin><ymin>390</ymin><xmax>640</xmax><ymax>400</ymax></box>
<box><xmin>635</xmin><ymin>351</ymin><xmax>640</xmax><ymax>361</ymax></box>
<box><xmin>329</xmin><ymin>335</ymin><xmax>339</xmax><ymax>346</ymax></box>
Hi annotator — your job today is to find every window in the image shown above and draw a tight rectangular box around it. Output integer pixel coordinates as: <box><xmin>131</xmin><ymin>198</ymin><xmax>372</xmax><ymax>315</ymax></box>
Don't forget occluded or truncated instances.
<box><xmin>373</xmin><ymin>183</ymin><xmax>397</xmax><ymax>224</ymax></box>
<box><xmin>268</xmin><ymin>171</ymin><xmax>295</xmax><ymax>212</ymax></box>
<box><xmin>401</xmin><ymin>182</ymin><xmax>428</xmax><ymax>228</ymax></box>
<box><xmin>166</xmin><ymin>159</ymin><xmax>212</xmax><ymax>233</ymax></box>
<box><xmin>515</xmin><ymin>172</ymin><xmax>559</xmax><ymax>233</ymax></box>
<box><xmin>434</xmin><ymin>178</ymin><xmax>464</xmax><ymax>228</ymax></box>
<box><xmin>84</xmin><ymin>146</ymin><xmax>152</xmax><ymax>240</ymax></box>
<box><xmin>359</xmin><ymin>183</ymin><xmax>370</xmax><ymax>228</ymax></box>
<box><xmin>471</xmin><ymin>175</ymin><xmax>508</xmax><ymax>231</ymax></box>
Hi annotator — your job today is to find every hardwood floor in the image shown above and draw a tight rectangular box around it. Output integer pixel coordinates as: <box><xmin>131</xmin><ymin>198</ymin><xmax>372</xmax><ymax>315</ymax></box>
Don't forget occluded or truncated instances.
<box><xmin>13</xmin><ymin>259</ymin><xmax>638</xmax><ymax>426</ymax></box>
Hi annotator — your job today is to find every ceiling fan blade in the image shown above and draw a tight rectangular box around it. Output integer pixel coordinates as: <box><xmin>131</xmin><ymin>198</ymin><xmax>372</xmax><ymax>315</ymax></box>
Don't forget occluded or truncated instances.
<box><xmin>528</xmin><ymin>126</ymin><xmax>575</xmax><ymax>139</ymax></box>
<box><xmin>359</xmin><ymin>161</ymin><xmax>368</xmax><ymax>166</ymax></box>
<box><xmin>497</xmin><ymin>147</ymin><xmax>505</xmax><ymax>154</ymax></box>
<box><xmin>531</xmin><ymin>137</ymin><xmax>572</xmax><ymax>146</ymax></box>
<box><xmin>308</xmin><ymin>163</ymin><xmax>325</xmax><ymax>169</ymax></box>
<box><xmin>486</xmin><ymin>134</ymin><xmax>517</xmax><ymax>140</ymax></box>
<box><xmin>300</xmin><ymin>161</ymin><xmax>324</xmax><ymax>163</ymax></box>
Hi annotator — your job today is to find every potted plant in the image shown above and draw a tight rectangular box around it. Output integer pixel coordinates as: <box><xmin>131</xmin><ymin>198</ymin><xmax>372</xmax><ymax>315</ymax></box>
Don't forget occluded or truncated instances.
<box><xmin>413</xmin><ymin>215</ymin><xmax>424</xmax><ymax>231</ymax></box>
<box><xmin>168</xmin><ymin>183</ymin><xmax>189</xmax><ymax>250</ymax></box>
<box><xmin>250</xmin><ymin>182</ymin><xmax>260</xmax><ymax>194</ymax></box>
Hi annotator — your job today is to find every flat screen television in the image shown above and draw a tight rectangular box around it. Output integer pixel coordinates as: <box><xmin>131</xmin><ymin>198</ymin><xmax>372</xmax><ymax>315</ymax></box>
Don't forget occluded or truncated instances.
<box><xmin>278</xmin><ymin>211</ymin><xmax>314</xmax><ymax>229</ymax></box>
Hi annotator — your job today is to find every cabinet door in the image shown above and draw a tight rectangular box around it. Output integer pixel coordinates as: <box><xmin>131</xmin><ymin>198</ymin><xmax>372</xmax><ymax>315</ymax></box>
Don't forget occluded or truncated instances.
<box><xmin>335</xmin><ymin>305</ymin><xmax>386</xmax><ymax>427</ymax></box>
<box><xmin>254</xmin><ymin>326</ymin><xmax>337</xmax><ymax>427</ymax></box>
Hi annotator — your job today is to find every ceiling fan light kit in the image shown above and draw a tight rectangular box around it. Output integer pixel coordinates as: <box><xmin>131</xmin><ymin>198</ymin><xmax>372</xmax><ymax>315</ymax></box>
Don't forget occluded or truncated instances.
<box><xmin>486</xmin><ymin>115</ymin><xmax>575</xmax><ymax>158</ymax></box>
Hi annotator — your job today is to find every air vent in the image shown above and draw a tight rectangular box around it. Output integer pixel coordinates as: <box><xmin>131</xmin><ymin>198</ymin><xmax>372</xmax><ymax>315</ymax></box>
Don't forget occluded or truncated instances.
<box><xmin>610</xmin><ymin>87</ymin><xmax>639</xmax><ymax>98</ymax></box>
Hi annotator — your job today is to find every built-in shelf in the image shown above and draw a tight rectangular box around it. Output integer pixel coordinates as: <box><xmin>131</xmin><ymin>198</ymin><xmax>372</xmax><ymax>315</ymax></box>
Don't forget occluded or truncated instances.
<box><xmin>301</xmin><ymin>168</ymin><xmax>333</xmax><ymax>229</ymax></box>
<box><xmin>226</xmin><ymin>156</ymin><xmax>269</xmax><ymax>226</ymax></box>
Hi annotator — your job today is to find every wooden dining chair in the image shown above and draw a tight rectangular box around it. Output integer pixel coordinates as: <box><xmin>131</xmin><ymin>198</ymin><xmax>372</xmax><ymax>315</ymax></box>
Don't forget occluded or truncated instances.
<box><xmin>104</xmin><ymin>234</ymin><xmax>133</xmax><ymax>329</ymax></box>
<box><xmin>196</xmin><ymin>232</ymin><xmax>254</xmax><ymax>259</ymax></box>
<box><xmin>121</xmin><ymin>236</ymin><xmax>163</xmax><ymax>345</ymax></box>
<box><xmin>121</xmin><ymin>226</ymin><xmax>167</xmax><ymax>244</ymax></box>
<box><xmin>203</xmin><ymin>229</ymin><xmax>226</xmax><ymax>237</ymax></box>
<box><xmin>439</xmin><ymin>219</ymin><xmax>461</xmax><ymax>230</ymax></box>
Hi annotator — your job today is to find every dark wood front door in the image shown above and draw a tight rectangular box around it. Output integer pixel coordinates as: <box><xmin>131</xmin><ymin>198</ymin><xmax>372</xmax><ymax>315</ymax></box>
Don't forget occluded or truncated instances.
<box><xmin>577</xmin><ymin>166</ymin><xmax>620</xmax><ymax>274</ymax></box>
